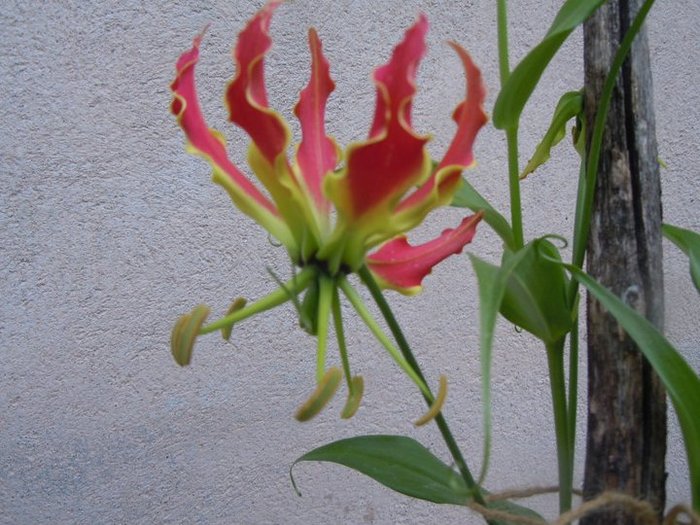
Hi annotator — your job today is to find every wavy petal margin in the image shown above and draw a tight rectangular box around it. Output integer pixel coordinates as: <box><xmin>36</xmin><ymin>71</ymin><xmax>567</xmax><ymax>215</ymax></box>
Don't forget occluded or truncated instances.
<box><xmin>324</xmin><ymin>16</ymin><xmax>431</xmax><ymax>266</ymax></box>
<box><xmin>226</xmin><ymin>1</ymin><xmax>288</xmax><ymax>164</ymax></box>
<box><xmin>396</xmin><ymin>43</ymin><xmax>487</xmax><ymax>221</ymax></box>
<box><xmin>170</xmin><ymin>31</ymin><xmax>292</xmax><ymax>246</ymax></box>
<box><xmin>366</xmin><ymin>212</ymin><xmax>483</xmax><ymax>295</ymax></box>
<box><xmin>369</xmin><ymin>14</ymin><xmax>428</xmax><ymax>138</ymax></box>
<box><xmin>294</xmin><ymin>28</ymin><xmax>338</xmax><ymax>216</ymax></box>
<box><xmin>226</xmin><ymin>2</ymin><xmax>317</xmax><ymax>254</ymax></box>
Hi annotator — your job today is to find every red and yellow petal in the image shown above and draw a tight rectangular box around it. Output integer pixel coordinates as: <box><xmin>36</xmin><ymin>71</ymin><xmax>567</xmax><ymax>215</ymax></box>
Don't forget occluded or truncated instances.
<box><xmin>396</xmin><ymin>43</ymin><xmax>487</xmax><ymax>223</ymax></box>
<box><xmin>323</xmin><ymin>16</ymin><xmax>431</xmax><ymax>267</ymax></box>
<box><xmin>170</xmin><ymin>31</ymin><xmax>293</xmax><ymax>247</ymax></box>
<box><xmin>368</xmin><ymin>14</ymin><xmax>428</xmax><ymax>138</ymax></box>
<box><xmin>226</xmin><ymin>1</ymin><xmax>288</xmax><ymax>165</ymax></box>
<box><xmin>226</xmin><ymin>2</ymin><xmax>319</xmax><ymax>252</ymax></box>
<box><xmin>367</xmin><ymin>212</ymin><xmax>483</xmax><ymax>295</ymax></box>
<box><xmin>294</xmin><ymin>28</ymin><xmax>338</xmax><ymax>216</ymax></box>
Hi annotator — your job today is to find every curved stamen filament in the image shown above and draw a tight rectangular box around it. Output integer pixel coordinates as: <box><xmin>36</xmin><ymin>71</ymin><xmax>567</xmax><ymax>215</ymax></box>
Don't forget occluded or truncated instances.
<box><xmin>341</xmin><ymin>376</ymin><xmax>364</xmax><ymax>419</ymax></box>
<box><xmin>414</xmin><ymin>375</ymin><xmax>448</xmax><ymax>426</ymax></box>
<box><xmin>332</xmin><ymin>287</ymin><xmax>364</xmax><ymax>419</ymax></box>
<box><xmin>295</xmin><ymin>367</ymin><xmax>342</xmax><ymax>422</ymax></box>
<box><xmin>199</xmin><ymin>267</ymin><xmax>316</xmax><ymax>335</ymax></box>
<box><xmin>338</xmin><ymin>276</ymin><xmax>431</xmax><ymax>400</ymax></box>
<box><xmin>315</xmin><ymin>273</ymin><xmax>334</xmax><ymax>382</ymax></box>
<box><xmin>332</xmin><ymin>287</ymin><xmax>353</xmax><ymax>390</ymax></box>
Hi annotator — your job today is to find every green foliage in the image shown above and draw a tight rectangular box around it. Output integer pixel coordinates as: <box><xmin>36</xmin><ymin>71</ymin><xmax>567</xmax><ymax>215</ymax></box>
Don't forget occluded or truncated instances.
<box><xmin>292</xmin><ymin>435</ymin><xmax>471</xmax><ymax>505</ymax></box>
<box><xmin>521</xmin><ymin>91</ymin><xmax>584</xmax><ymax>178</ymax></box>
<box><xmin>292</xmin><ymin>435</ymin><xmax>546</xmax><ymax>524</ymax></box>
<box><xmin>452</xmin><ymin>178</ymin><xmax>516</xmax><ymax>250</ymax></box>
<box><xmin>488</xmin><ymin>498</ymin><xmax>548</xmax><ymax>525</ymax></box>
<box><xmin>663</xmin><ymin>224</ymin><xmax>700</xmax><ymax>293</ymax></box>
<box><xmin>499</xmin><ymin>240</ymin><xmax>573</xmax><ymax>345</ymax></box>
<box><xmin>493</xmin><ymin>0</ymin><xmax>605</xmax><ymax>129</ymax></box>
<box><xmin>469</xmin><ymin>248</ymin><xmax>534</xmax><ymax>483</ymax></box>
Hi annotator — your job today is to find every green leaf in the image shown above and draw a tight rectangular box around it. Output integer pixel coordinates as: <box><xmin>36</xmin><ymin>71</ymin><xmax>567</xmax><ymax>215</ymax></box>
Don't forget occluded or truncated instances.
<box><xmin>500</xmin><ymin>240</ymin><xmax>573</xmax><ymax>345</ymax></box>
<box><xmin>663</xmin><ymin>223</ymin><xmax>700</xmax><ymax>293</ymax></box>
<box><xmin>452</xmin><ymin>178</ymin><xmax>516</xmax><ymax>250</ymax></box>
<box><xmin>564</xmin><ymin>264</ymin><xmax>700</xmax><ymax>510</ymax></box>
<box><xmin>487</xmin><ymin>498</ymin><xmax>548</xmax><ymax>525</ymax></box>
<box><xmin>521</xmin><ymin>91</ymin><xmax>584</xmax><ymax>179</ymax></box>
<box><xmin>493</xmin><ymin>0</ymin><xmax>606</xmax><ymax>129</ymax></box>
<box><xmin>292</xmin><ymin>435</ymin><xmax>471</xmax><ymax>505</ymax></box>
<box><xmin>292</xmin><ymin>435</ymin><xmax>546</xmax><ymax>523</ymax></box>
<box><xmin>470</xmin><ymin>249</ymin><xmax>533</xmax><ymax>484</ymax></box>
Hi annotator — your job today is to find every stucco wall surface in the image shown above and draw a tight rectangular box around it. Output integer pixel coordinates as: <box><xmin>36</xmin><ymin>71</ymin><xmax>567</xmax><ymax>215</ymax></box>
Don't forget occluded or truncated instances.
<box><xmin>1</xmin><ymin>1</ymin><xmax>698</xmax><ymax>524</ymax></box>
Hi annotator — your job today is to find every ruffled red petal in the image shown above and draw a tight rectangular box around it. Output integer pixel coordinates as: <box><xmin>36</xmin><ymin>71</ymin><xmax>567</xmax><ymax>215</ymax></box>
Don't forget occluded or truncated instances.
<box><xmin>294</xmin><ymin>28</ymin><xmax>337</xmax><ymax>214</ymax></box>
<box><xmin>367</xmin><ymin>213</ymin><xmax>483</xmax><ymax>294</ymax></box>
<box><xmin>226</xmin><ymin>1</ymin><xmax>289</xmax><ymax>165</ymax></box>
<box><xmin>170</xmin><ymin>31</ymin><xmax>277</xmax><ymax>215</ymax></box>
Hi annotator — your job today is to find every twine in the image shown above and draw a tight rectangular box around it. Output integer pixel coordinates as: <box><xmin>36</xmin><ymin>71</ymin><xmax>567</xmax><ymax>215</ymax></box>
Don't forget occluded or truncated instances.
<box><xmin>464</xmin><ymin>486</ymin><xmax>700</xmax><ymax>525</ymax></box>
<box><xmin>663</xmin><ymin>505</ymin><xmax>700</xmax><ymax>525</ymax></box>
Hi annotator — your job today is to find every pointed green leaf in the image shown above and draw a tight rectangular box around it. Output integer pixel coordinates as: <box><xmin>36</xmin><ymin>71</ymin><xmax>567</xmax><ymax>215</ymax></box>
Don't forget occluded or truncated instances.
<box><xmin>500</xmin><ymin>240</ymin><xmax>573</xmax><ymax>345</ymax></box>
<box><xmin>470</xmin><ymin>249</ymin><xmax>532</xmax><ymax>483</ymax></box>
<box><xmin>487</xmin><ymin>498</ymin><xmax>548</xmax><ymax>525</ymax></box>
<box><xmin>452</xmin><ymin>178</ymin><xmax>516</xmax><ymax>250</ymax></box>
<box><xmin>292</xmin><ymin>436</ymin><xmax>546</xmax><ymax>523</ymax></box>
<box><xmin>493</xmin><ymin>0</ymin><xmax>606</xmax><ymax>129</ymax></box>
<box><xmin>663</xmin><ymin>223</ymin><xmax>700</xmax><ymax>293</ymax></box>
<box><xmin>564</xmin><ymin>264</ymin><xmax>700</xmax><ymax>510</ymax></box>
<box><xmin>522</xmin><ymin>91</ymin><xmax>584</xmax><ymax>179</ymax></box>
<box><xmin>292</xmin><ymin>435</ymin><xmax>471</xmax><ymax>505</ymax></box>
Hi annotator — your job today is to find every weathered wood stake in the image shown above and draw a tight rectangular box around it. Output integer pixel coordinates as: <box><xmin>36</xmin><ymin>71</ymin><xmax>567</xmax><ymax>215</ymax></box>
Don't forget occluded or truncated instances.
<box><xmin>582</xmin><ymin>1</ymin><xmax>667</xmax><ymax>524</ymax></box>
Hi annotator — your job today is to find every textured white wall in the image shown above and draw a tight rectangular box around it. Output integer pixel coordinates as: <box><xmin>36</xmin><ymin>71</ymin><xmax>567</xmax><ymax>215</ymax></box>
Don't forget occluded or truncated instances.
<box><xmin>2</xmin><ymin>1</ymin><xmax>698</xmax><ymax>523</ymax></box>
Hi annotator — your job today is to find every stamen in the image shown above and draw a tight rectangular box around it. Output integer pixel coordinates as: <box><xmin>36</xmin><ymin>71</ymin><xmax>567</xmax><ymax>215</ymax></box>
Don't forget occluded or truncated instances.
<box><xmin>171</xmin><ymin>304</ymin><xmax>210</xmax><ymax>366</ymax></box>
<box><xmin>222</xmin><ymin>298</ymin><xmax>247</xmax><ymax>341</ymax></box>
<box><xmin>341</xmin><ymin>376</ymin><xmax>364</xmax><ymax>419</ymax></box>
<box><xmin>295</xmin><ymin>367</ymin><xmax>342</xmax><ymax>422</ymax></box>
<box><xmin>414</xmin><ymin>375</ymin><xmax>448</xmax><ymax>426</ymax></box>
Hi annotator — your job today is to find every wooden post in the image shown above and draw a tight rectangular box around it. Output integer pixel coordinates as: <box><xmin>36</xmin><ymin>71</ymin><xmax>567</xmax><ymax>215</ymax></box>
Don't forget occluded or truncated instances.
<box><xmin>582</xmin><ymin>1</ymin><xmax>667</xmax><ymax>523</ymax></box>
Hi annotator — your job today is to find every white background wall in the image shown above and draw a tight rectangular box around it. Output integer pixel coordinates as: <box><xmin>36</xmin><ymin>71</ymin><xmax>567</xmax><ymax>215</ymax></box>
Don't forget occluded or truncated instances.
<box><xmin>2</xmin><ymin>1</ymin><xmax>698</xmax><ymax>523</ymax></box>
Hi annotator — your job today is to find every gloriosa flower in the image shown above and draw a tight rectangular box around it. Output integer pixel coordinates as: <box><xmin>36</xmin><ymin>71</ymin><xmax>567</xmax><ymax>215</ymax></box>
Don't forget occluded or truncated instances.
<box><xmin>170</xmin><ymin>1</ymin><xmax>487</xmax><ymax>420</ymax></box>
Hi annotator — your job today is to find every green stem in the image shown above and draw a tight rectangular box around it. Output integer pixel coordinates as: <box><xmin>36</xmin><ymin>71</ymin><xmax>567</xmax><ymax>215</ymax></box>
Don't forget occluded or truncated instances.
<box><xmin>338</xmin><ymin>277</ymin><xmax>431</xmax><ymax>399</ymax></box>
<box><xmin>567</xmin><ymin>322</ymin><xmax>579</xmax><ymax>461</ymax></box>
<box><xmin>546</xmin><ymin>339</ymin><xmax>572</xmax><ymax>514</ymax></box>
<box><xmin>496</xmin><ymin>0</ymin><xmax>510</xmax><ymax>85</ymax></box>
<box><xmin>506</xmin><ymin>127</ymin><xmax>524</xmax><ymax>248</ymax></box>
<box><xmin>497</xmin><ymin>0</ymin><xmax>524</xmax><ymax>249</ymax></box>
<box><xmin>332</xmin><ymin>287</ymin><xmax>354</xmax><ymax>392</ymax></box>
<box><xmin>570</xmin><ymin>159</ymin><xmax>588</xmax><ymax>276</ymax></box>
<box><xmin>315</xmin><ymin>274</ymin><xmax>334</xmax><ymax>382</ymax></box>
<box><xmin>357</xmin><ymin>267</ymin><xmax>487</xmax><ymax>509</ymax></box>
<box><xmin>199</xmin><ymin>267</ymin><xmax>315</xmax><ymax>334</ymax></box>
